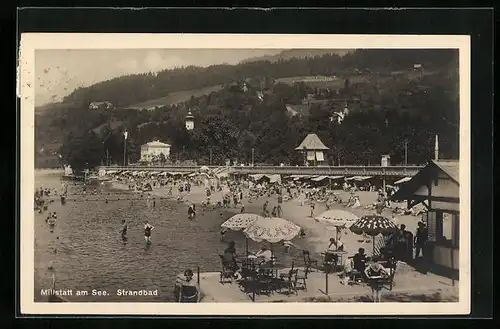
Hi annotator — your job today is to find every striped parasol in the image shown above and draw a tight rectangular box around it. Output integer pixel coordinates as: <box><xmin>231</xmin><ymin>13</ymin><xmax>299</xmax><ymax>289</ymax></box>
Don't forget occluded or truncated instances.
<box><xmin>349</xmin><ymin>215</ymin><xmax>399</xmax><ymax>237</ymax></box>
<box><xmin>349</xmin><ymin>215</ymin><xmax>399</xmax><ymax>255</ymax></box>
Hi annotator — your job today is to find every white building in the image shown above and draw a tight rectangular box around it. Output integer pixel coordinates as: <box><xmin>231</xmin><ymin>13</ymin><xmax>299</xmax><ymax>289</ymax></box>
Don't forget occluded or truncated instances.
<box><xmin>185</xmin><ymin>111</ymin><xmax>195</xmax><ymax>131</ymax></box>
<box><xmin>140</xmin><ymin>140</ymin><xmax>171</xmax><ymax>163</ymax></box>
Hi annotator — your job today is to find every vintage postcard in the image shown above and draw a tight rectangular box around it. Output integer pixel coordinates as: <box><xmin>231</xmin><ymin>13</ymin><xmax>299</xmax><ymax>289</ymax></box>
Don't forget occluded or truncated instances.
<box><xmin>19</xmin><ymin>33</ymin><xmax>470</xmax><ymax>315</ymax></box>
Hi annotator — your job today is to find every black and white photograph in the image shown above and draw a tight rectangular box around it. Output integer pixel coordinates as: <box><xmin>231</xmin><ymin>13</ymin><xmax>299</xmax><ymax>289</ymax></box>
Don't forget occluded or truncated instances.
<box><xmin>19</xmin><ymin>34</ymin><xmax>470</xmax><ymax>315</ymax></box>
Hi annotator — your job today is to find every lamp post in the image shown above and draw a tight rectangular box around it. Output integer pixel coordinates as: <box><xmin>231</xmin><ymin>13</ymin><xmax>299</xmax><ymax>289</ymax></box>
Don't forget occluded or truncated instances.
<box><xmin>251</xmin><ymin>148</ymin><xmax>255</xmax><ymax>167</ymax></box>
<box><xmin>404</xmin><ymin>139</ymin><xmax>408</xmax><ymax>166</ymax></box>
<box><xmin>123</xmin><ymin>130</ymin><xmax>128</xmax><ymax>166</ymax></box>
<box><xmin>303</xmin><ymin>146</ymin><xmax>307</xmax><ymax>167</ymax></box>
<box><xmin>209</xmin><ymin>148</ymin><xmax>212</xmax><ymax>166</ymax></box>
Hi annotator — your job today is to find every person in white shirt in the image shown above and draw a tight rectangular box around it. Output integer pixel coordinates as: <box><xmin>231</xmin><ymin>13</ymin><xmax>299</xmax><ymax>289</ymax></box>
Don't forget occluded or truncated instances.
<box><xmin>255</xmin><ymin>246</ymin><xmax>273</xmax><ymax>264</ymax></box>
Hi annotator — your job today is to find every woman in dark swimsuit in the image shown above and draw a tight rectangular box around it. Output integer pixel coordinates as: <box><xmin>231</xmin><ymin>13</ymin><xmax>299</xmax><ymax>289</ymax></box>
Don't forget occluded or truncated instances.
<box><xmin>364</xmin><ymin>261</ymin><xmax>389</xmax><ymax>302</ymax></box>
<box><xmin>144</xmin><ymin>221</ymin><xmax>154</xmax><ymax>243</ymax></box>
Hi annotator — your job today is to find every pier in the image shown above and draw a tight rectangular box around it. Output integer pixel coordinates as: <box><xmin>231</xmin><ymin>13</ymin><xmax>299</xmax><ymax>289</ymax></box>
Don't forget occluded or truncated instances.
<box><xmin>98</xmin><ymin>165</ymin><xmax>423</xmax><ymax>177</ymax></box>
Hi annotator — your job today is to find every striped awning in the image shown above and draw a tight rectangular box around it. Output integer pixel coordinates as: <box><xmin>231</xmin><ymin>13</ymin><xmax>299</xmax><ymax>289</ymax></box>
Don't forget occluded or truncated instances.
<box><xmin>311</xmin><ymin>175</ymin><xmax>328</xmax><ymax>181</ymax></box>
<box><xmin>394</xmin><ymin>177</ymin><xmax>412</xmax><ymax>185</ymax></box>
<box><xmin>346</xmin><ymin>176</ymin><xmax>373</xmax><ymax>181</ymax></box>
<box><xmin>328</xmin><ymin>176</ymin><xmax>344</xmax><ymax>180</ymax></box>
<box><xmin>355</xmin><ymin>176</ymin><xmax>373</xmax><ymax>181</ymax></box>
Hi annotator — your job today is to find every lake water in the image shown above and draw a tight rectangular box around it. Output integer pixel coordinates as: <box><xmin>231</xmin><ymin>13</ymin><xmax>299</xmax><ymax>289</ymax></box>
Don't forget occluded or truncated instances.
<box><xmin>34</xmin><ymin>170</ymin><xmax>302</xmax><ymax>302</ymax></box>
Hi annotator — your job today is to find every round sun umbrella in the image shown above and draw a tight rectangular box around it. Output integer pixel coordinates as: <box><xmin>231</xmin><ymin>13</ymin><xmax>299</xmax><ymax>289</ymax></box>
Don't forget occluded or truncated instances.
<box><xmin>200</xmin><ymin>166</ymin><xmax>210</xmax><ymax>172</ymax></box>
<box><xmin>243</xmin><ymin>217</ymin><xmax>301</xmax><ymax>244</ymax></box>
<box><xmin>221</xmin><ymin>213</ymin><xmax>263</xmax><ymax>254</ymax></box>
<box><xmin>315</xmin><ymin>209</ymin><xmax>359</xmax><ymax>227</ymax></box>
<box><xmin>315</xmin><ymin>210</ymin><xmax>359</xmax><ymax>250</ymax></box>
<box><xmin>221</xmin><ymin>213</ymin><xmax>263</xmax><ymax>231</ymax></box>
<box><xmin>349</xmin><ymin>215</ymin><xmax>399</xmax><ymax>255</ymax></box>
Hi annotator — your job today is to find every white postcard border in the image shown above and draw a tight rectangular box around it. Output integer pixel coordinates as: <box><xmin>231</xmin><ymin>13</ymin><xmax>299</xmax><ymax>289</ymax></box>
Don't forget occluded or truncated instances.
<box><xmin>19</xmin><ymin>33</ymin><xmax>471</xmax><ymax>315</ymax></box>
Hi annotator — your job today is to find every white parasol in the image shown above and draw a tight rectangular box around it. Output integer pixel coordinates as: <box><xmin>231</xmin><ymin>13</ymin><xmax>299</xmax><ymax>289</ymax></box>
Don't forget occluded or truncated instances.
<box><xmin>221</xmin><ymin>213</ymin><xmax>263</xmax><ymax>231</ymax></box>
<box><xmin>221</xmin><ymin>213</ymin><xmax>263</xmax><ymax>255</ymax></box>
<box><xmin>315</xmin><ymin>209</ymin><xmax>359</xmax><ymax>228</ymax></box>
<box><xmin>243</xmin><ymin>217</ymin><xmax>301</xmax><ymax>244</ymax></box>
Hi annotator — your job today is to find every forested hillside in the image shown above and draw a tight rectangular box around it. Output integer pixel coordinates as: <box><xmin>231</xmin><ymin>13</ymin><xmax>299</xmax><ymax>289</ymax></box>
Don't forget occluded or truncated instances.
<box><xmin>35</xmin><ymin>49</ymin><xmax>459</xmax><ymax>170</ymax></box>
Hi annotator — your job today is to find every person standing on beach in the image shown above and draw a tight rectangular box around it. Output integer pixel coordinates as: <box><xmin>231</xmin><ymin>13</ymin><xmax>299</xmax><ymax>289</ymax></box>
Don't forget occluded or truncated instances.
<box><xmin>144</xmin><ymin>220</ymin><xmax>154</xmax><ymax>244</ymax></box>
<box><xmin>277</xmin><ymin>204</ymin><xmax>283</xmax><ymax>217</ymax></box>
<box><xmin>414</xmin><ymin>221</ymin><xmax>428</xmax><ymax>259</ymax></box>
<box><xmin>310</xmin><ymin>202</ymin><xmax>315</xmax><ymax>218</ymax></box>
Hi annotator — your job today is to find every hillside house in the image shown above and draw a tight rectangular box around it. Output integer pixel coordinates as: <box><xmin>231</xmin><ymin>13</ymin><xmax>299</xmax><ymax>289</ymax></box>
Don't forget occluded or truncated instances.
<box><xmin>140</xmin><ymin>140</ymin><xmax>171</xmax><ymax>163</ymax></box>
<box><xmin>285</xmin><ymin>104</ymin><xmax>311</xmax><ymax>118</ymax></box>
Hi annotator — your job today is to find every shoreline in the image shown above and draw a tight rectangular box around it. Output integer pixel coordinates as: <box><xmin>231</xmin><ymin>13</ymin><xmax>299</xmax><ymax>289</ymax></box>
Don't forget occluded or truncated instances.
<box><xmin>106</xmin><ymin>178</ymin><xmax>423</xmax><ymax>258</ymax></box>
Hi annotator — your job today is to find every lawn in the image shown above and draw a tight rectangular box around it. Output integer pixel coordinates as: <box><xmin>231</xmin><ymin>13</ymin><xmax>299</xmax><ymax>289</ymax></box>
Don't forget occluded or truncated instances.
<box><xmin>126</xmin><ymin>84</ymin><xmax>224</xmax><ymax>110</ymax></box>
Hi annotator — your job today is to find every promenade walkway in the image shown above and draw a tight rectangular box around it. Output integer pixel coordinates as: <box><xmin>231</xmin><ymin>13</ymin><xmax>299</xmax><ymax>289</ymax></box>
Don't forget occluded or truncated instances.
<box><xmin>195</xmin><ymin>262</ymin><xmax>458</xmax><ymax>303</ymax></box>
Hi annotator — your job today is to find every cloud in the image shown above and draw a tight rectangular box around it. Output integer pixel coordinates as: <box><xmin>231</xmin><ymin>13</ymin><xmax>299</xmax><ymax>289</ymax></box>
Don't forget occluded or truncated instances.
<box><xmin>116</xmin><ymin>58</ymin><xmax>140</xmax><ymax>73</ymax></box>
<box><xmin>144</xmin><ymin>52</ymin><xmax>187</xmax><ymax>72</ymax></box>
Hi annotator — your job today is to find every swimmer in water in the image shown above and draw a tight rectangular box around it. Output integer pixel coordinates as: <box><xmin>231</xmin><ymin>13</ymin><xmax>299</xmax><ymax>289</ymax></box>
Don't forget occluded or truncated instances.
<box><xmin>144</xmin><ymin>220</ymin><xmax>154</xmax><ymax>244</ymax></box>
<box><xmin>47</xmin><ymin>216</ymin><xmax>56</xmax><ymax>232</ymax></box>
<box><xmin>188</xmin><ymin>204</ymin><xmax>196</xmax><ymax>219</ymax></box>
<box><xmin>120</xmin><ymin>219</ymin><xmax>128</xmax><ymax>242</ymax></box>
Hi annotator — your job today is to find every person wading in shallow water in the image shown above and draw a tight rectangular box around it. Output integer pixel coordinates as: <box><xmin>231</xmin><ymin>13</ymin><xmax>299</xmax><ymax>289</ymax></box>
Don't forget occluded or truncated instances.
<box><xmin>144</xmin><ymin>220</ymin><xmax>154</xmax><ymax>244</ymax></box>
<box><xmin>120</xmin><ymin>219</ymin><xmax>128</xmax><ymax>243</ymax></box>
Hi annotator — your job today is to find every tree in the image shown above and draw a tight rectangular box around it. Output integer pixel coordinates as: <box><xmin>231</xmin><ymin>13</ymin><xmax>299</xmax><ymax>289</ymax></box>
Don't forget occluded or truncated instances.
<box><xmin>159</xmin><ymin>152</ymin><xmax>167</xmax><ymax>165</ymax></box>
<box><xmin>60</xmin><ymin>132</ymin><xmax>104</xmax><ymax>172</ymax></box>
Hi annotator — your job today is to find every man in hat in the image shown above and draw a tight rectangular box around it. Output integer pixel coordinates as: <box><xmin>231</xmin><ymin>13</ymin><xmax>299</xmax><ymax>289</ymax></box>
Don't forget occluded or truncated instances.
<box><xmin>414</xmin><ymin>221</ymin><xmax>428</xmax><ymax>259</ymax></box>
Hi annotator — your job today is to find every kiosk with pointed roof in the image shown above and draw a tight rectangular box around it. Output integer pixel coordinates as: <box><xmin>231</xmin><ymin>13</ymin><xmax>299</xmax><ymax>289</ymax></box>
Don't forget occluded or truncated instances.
<box><xmin>295</xmin><ymin>133</ymin><xmax>329</xmax><ymax>166</ymax></box>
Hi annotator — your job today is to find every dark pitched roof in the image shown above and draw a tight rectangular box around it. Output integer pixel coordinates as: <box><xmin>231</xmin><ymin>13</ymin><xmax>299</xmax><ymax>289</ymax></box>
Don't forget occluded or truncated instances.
<box><xmin>390</xmin><ymin>159</ymin><xmax>459</xmax><ymax>202</ymax></box>
<box><xmin>433</xmin><ymin>160</ymin><xmax>459</xmax><ymax>183</ymax></box>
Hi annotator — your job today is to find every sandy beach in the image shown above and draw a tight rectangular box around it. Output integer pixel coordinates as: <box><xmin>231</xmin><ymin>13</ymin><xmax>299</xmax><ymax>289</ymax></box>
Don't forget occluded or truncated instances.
<box><xmin>109</xmin><ymin>179</ymin><xmax>424</xmax><ymax>258</ymax></box>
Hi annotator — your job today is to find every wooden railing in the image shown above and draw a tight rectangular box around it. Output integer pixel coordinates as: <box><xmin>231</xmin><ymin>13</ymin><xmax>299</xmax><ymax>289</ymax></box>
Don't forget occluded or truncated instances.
<box><xmin>99</xmin><ymin>165</ymin><xmax>423</xmax><ymax>177</ymax></box>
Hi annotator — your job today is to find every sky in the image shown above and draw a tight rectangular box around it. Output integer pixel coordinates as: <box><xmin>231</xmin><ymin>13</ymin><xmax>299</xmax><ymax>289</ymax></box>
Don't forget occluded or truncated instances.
<box><xmin>34</xmin><ymin>49</ymin><xmax>283</xmax><ymax>106</ymax></box>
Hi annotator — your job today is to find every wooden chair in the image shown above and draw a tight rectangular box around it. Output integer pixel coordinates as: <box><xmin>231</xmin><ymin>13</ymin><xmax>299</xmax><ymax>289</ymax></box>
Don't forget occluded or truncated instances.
<box><xmin>280</xmin><ymin>269</ymin><xmax>299</xmax><ymax>295</ymax></box>
<box><xmin>302</xmin><ymin>250</ymin><xmax>318</xmax><ymax>271</ymax></box>
<box><xmin>295</xmin><ymin>265</ymin><xmax>309</xmax><ymax>292</ymax></box>
<box><xmin>218</xmin><ymin>255</ymin><xmax>235</xmax><ymax>284</ymax></box>
<box><xmin>256</xmin><ymin>272</ymin><xmax>274</xmax><ymax>296</ymax></box>
<box><xmin>379</xmin><ymin>258</ymin><xmax>397</xmax><ymax>291</ymax></box>
<box><xmin>322</xmin><ymin>252</ymin><xmax>339</xmax><ymax>273</ymax></box>
<box><xmin>279</xmin><ymin>261</ymin><xmax>294</xmax><ymax>281</ymax></box>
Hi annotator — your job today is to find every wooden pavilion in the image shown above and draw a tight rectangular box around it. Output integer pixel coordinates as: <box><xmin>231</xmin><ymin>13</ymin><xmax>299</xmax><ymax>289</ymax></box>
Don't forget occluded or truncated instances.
<box><xmin>295</xmin><ymin>133</ymin><xmax>330</xmax><ymax>166</ymax></box>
